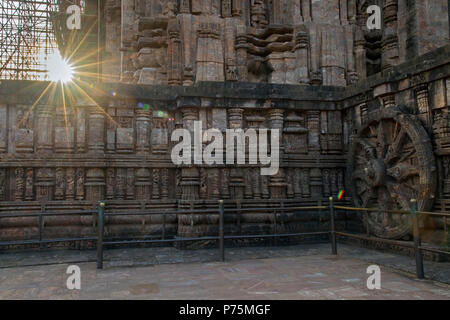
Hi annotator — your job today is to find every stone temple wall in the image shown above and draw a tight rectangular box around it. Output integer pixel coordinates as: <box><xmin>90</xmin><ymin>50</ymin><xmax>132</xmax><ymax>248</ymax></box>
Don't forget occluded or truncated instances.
<box><xmin>0</xmin><ymin>81</ymin><xmax>350</xmax><ymax>242</ymax></box>
<box><xmin>0</xmin><ymin>1</ymin><xmax>449</xmax><ymax>245</ymax></box>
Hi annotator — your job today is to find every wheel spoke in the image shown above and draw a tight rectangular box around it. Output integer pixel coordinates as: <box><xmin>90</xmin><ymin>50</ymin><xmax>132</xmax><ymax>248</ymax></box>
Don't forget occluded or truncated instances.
<box><xmin>385</xmin><ymin>128</ymin><xmax>406</xmax><ymax>163</ymax></box>
<box><xmin>361</xmin><ymin>188</ymin><xmax>374</xmax><ymax>208</ymax></box>
<box><xmin>386</xmin><ymin>163</ymin><xmax>419</xmax><ymax>181</ymax></box>
<box><xmin>378</xmin><ymin>187</ymin><xmax>394</xmax><ymax>226</ymax></box>
<box><xmin>376</xmin><ymin>121</ymin><xmax>387</xmax><ymax>159</ymax></box>
<box><xmin>386</xmin><ymin>181</ymin><xmax>414</xmax><ymax>209</ymax></box>
<box><xmin>398</xmin><ymin>149</ymin><xmax>416</xmax><ymax>164</ymax></box>
<box><xmin>358</xmin><ymin>139</ymin><xmax>377</xmax><ymax>160</ymax></box>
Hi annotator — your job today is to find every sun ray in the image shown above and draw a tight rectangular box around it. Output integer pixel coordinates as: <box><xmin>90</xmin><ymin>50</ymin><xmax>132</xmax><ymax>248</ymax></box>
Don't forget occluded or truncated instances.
<box><xmin>18</xmin><ymin>81</ymin><xmax>56</xmax><ymax>129</ymax></box>
<box><xmin>70</xmin><ymin>81</ymin><xmax>119</xmax><ymax>128</ymax></box>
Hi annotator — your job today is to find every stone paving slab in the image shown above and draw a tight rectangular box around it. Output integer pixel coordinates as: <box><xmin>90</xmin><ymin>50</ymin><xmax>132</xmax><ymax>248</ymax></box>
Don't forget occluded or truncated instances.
<box><xmin>1</xmin><ymin>243</ymin><xmax>449</xmax><ymax>284</ymax></box>
<box><xmin>0</xmin><ymin>244</ymin><xmax>449</xmax><ymax>300</ymax></box>
<box><xmin>0</xmin><ymin>253</ymin><xmax>449</xmax><ymax>300</ymax></box>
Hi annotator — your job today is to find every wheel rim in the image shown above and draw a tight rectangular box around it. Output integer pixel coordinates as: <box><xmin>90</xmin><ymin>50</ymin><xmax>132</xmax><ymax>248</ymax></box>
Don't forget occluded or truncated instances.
<box><xmin>349</xmin><ymin>107</ymin><xmax>436</xmax><ymax>239</ymax></box>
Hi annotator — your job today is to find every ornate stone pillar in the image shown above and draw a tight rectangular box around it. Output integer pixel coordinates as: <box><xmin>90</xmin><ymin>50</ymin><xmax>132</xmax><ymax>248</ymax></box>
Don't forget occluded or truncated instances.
<box><xmin>152</xmin><ymin>169</ymin><xmax>161</xmax><ymax>200</ymax></box>
<box><xmin>0</xmin><ymin>104</ymin><xmax>7</xmax><ymax>153</ymax></box>
<box><xmin>161</xmin><ymin>168</ymin><xmax>169</xmax><ymax>200</ymax></box>
<box><xmin>252</xmin><ymin>168</ymin><xmax>261</xmax><ymax>199</ymax></box>
<box><xmin>116</xmin><ymin>168</ymin><xmax>126</xmax><ymax>200</ymax></box>
<box><xmin>415</xmin><ymin>84</ymin><xmax>432</xmax><ymax>129</ymax></box>
<box><xmin>322</xmin><ymin>169</ymin><xmax>331</xmax><ymax>197</ymax></box>
<box><xmin>220</xmin><ymin>168</ymin><xmax>230</xmax><ymax>199</ymax></box>
<box><xmin>106</xmin><ymin>168</ymin><xmax>115</xmax><ymax>200</ymax></box>
<box><xmin>301</xmin><ymin>168</ymin><xmax>310</xmax><ymax>198</ymax></box>
<box><xmin>151</xmin><ymin>112</ymin><xmax>169</xmax><ymax>154</ymax></box>
<box><xmin>76</xmin><ymin>107</ymin><xmax>86</xmax><ymax>153</ymax></box>
<box><xmin>88</xmin><ymin>107</ymin><xmax>105</xmax><ymax>153</ymax></box>
<box><xmin>167</xmin><ymin>19</ymin><xmax>182</xmax><ymax>85</ymax></box>
<box><xmin>235</xmin><ymin>25</ymin><xmax>248</xmax><ymax>82</ymax></box>
<box><xmin>36</xmin><ymin>105</ymin><xmax>53</xmax><ymax>153</ymax></box>
<box><xmin>294</xmin><ymin>26</ymin><xmax>310</xmax><ymax>84</ymax></box>
<box><xmin>307</xmin><ymin>111</ymin><xmax>320</xmax><ymax>153</ymax></box>
<box><xmin>54</xmin><ymin>168</ymin><xmax>65</xmax><ymax>200</ymax></box>
<box><xmin>76</xmin><ymin>168</ymin><xmax>85</xmax><ymax>200</ymax></box>
<box><xmin>180</xmin><ymin>108</ymin><xmax>200</xmax><ymax>201</ymax></box>
<box><xmin>126</xmin><ymin>168</ymin><xmax>135</xmax><ymax>200</ymax></box>
<box><xmin>120</xmin><ymin>0</ymin><xmax>136</xmax><ymax>82</ymax></box>
<box><xmin>136</xmin><ymin>109</ymin><xmax>151</xmax><ymax>154</ymax></box>
<box><xmin>25</xmin><ymin>168</ymin><xmax>34</xmax><ymax>201</ymax></box>
<box><xmin>354</xmin><ymin>28</ymin><xmax>367</xmax><ymax>81</ymax></box>
<box><xmin>66</xmin><ymin>168</ymin><xmax>75</xmax><ymax>200</ymax></box>
<box><xmin>15</xmin><ymin>168</ymin><xmax>24</xmax><ymax>201</ymax></box>
<box><xmin>0</xmin><ymin>168</ymin><xmax>6</xmax><ymax>201</ymax></box>
<box><xmin>381</xmin><ymin>0</ymin><xmax>399</xmax><ymax>70</ymax></box>
<box><xmin>294</xmin><ymin>168</ymin><xmax>302</xmax><ymax>198</ymax></box>
<box><xmin>227</xmin><ymin>108</ymin><xmax>245</xmax><ymax>199</ymax></box>
<box><xmin>55</xmin><ymin>107</ymin><xmax>75</xmax><ymax>153</ymax></box>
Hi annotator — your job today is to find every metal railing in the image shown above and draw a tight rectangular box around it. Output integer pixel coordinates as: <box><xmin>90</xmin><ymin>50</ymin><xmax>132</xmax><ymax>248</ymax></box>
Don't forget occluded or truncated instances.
<box><xmin>0</xmin><ymin>198</ymin><xmax>448</xmax><ymax>280</ymax></box>
<box><xmin>333</xmin><ymin>199</ymin><xmax>450</xmax><ymax>279</ymax></box>
<box><xmin>95</xmin><ymin>201</ymin><xmax>330</xmax><ymax>269</ymax></box>
<box><xmin>0</xmin><ymin>209</ymin><xmax>97</xmax><ymax>248</ymax></box>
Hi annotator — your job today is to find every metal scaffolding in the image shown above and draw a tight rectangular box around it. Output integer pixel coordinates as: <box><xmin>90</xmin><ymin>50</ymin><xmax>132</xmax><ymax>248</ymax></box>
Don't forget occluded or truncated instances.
<box><xmin>0</xmin><ymin>0</ymin><xmax>59</xmax><ymax>80</ymax></box>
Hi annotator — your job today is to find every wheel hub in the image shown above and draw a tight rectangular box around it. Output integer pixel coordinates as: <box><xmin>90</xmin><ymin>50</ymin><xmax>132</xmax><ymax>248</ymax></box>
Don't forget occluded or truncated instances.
<box><xmin>364</xmin><ymin>160</ymin><xmax>386</xmax><ymax>187</ymax></box>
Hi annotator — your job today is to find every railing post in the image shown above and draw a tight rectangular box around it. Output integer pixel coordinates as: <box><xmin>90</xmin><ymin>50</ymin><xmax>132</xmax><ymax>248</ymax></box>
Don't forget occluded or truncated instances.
<box><xmin>219</xmin><ymin>200</ymin><xmax>225</xmax><ymax>262</ymax></box>
<box><xmin>329</xmin><ymin>197</ymin><xmax>337</xmax><ymax>255</ymax></box>
<box><xmin>411</xmin><ymin>199</ymin><xmax>424</xmax><ymax>279</ymax></box>
<box><xmin>97</xmin><ymin>201</ymin><xmax>105</xmax><ymax>269</ymax></box>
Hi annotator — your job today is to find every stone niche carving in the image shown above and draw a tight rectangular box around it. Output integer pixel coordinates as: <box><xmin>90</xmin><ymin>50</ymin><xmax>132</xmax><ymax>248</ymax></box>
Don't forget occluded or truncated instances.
<box><xmin>135</xmin><ymin>168</ymin><xmax>151</xmax><ymax>200</ymax></box>
<box><xmin>151</xmin><ymin>111</ymin><xmax>170</xmax><ymax>154</ymax></box>
<box><xmin>35</xmin><ymin>168</ymin><xmax>54</xmax><ymax>202</ymax></box>
<box><xmin>85</xmin><ymin>168</ymin><xmax>105</xmax><ymax>202</ymax></box>
<box><xmin>116</xmin><ymin>108</ymin><xmax>135</xmax><ymax>153</ymax></box>
<box><xmin>55</xmin><ymin>107</ymin><xmax>75</xmax><ymax>153</ymax></box>
<box><xmin>283</xmin><ymin>112</ymin><xmax>308</xmax><ymax>154</ymax></box>
<box><xmin>321</xmin><ymin>111</ymin><xmax>343</xmax><ymax>155</ymax></box>
<box><xmin>15</xmin><ymin>106</ymin><xmax>34</xmax><ymax>153</ymax></box>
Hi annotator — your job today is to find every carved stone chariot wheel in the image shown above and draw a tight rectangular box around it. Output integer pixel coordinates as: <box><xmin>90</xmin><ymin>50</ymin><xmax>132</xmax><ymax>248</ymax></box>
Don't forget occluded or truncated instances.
<box><xmin>349</xmin><ymin>107</ymin><xmax>437</xmax><ymax>239</ymax></box>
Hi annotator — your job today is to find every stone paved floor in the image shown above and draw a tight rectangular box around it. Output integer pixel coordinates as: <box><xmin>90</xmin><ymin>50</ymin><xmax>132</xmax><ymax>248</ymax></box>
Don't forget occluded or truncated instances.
<box><xmin>0</xmin><ymin>244</ymin><xmax>449</xmax><ymax>299</ymax></box>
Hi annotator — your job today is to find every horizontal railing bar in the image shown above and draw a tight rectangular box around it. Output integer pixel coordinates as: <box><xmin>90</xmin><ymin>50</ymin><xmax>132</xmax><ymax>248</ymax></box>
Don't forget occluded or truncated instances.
<box><xmin>416</xmin><ymin>211</ymin><xmax>450</xmax><ymax>218</ymax></box>
<box><xmin>103</xmin><ymin>231</ymin><xmax>330</xmax><ymax>246</ymax></box>
<box><xmin>225</xmin><ymin>206</ymin><xmax>328</xmax><ymax>213</ymax></box>
<box><xmin>224</xmin><ymin>232</ymin><xmax>330</xmax><ymax>239</ymax></box>
<box><xmin>334</xmin><ymin>206</ymin><xmax>409</xmax><ymax>214</ymax></box>
<box><xmin>104</xmin><ymin>236</ymin><xmax>219</xmax><ymax>245</ymax></box>
<box><xmin>0</xmin><ymin>236</ymin><xmax>98</xmax><ymax>247</ymax></box>
<box><xmin>104</xmin><ymin>206</ymin><xmax>328</xmax><ymax>217</ymax></box>
<box><xmin>335</xmin><ymin>231</ymin><xmax>415</xmax><ymax>248</ymax></box>
<box><xmin>0</xmin><ymin>211</ymin><xmax>97</xmax><ymax>218</ymax></box>
<box><xmin>335</xmin><ymin>205</ymin><xmax>450</xmax><ymax>217</ymax></box>
<box><xmin>419</xmin><ymin>246</ymin><xmax>450</xmax><ymax>255</ymax></box>
<box><xmin>105</xmin><ymin>209</ymin><xmax>218</xmax><ymax>216</ymax></box>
